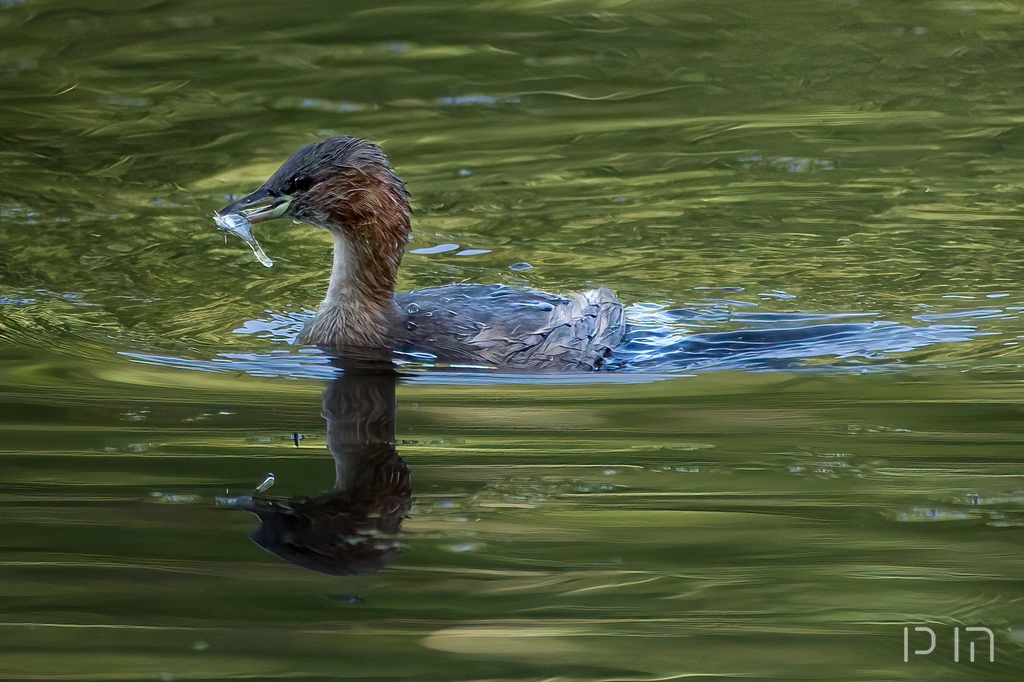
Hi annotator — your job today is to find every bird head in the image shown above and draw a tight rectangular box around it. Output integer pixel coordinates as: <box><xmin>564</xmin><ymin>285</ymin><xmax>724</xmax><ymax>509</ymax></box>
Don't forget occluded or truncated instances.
<box><xmin>218</xmin><ymin>136</ymin><xmax>409</xmax><ymax>236</ymax></box>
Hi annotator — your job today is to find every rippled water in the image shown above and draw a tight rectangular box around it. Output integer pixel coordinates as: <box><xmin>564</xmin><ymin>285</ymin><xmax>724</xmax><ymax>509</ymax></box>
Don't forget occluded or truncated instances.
<box><xmin>2</xmin><ymin>0</ymin><xmax>1024</xmax><ymax>679</ymax></box>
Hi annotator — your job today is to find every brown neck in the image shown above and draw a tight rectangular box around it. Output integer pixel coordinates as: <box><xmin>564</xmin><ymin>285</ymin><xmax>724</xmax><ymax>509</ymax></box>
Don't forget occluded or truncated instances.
<box><xmin>301</xmin><ymin>167</ymin><xmax>410</xmax><ymax>349</ymax></box>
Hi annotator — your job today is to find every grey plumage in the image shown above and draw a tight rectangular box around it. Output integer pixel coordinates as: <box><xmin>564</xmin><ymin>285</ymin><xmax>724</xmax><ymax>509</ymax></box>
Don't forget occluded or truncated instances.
<box><xmin>397</xmin><ymin>283</ymin><xmax>624</xmax><ymax>371</ymax></box>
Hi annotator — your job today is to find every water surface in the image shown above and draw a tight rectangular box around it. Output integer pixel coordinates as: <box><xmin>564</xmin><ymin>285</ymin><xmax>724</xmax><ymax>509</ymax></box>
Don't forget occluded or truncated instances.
<box><xmin>2</xmin><ymin>0</ymin><xmax>1024</xmax><ymax>679</ymax></box>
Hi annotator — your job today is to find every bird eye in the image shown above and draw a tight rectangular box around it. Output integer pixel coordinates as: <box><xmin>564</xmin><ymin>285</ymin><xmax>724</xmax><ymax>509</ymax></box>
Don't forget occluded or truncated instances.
<box><xmin>286</xmin><ymin>173</ymin><xmax>314</xmax><ymax>195</ymax></box>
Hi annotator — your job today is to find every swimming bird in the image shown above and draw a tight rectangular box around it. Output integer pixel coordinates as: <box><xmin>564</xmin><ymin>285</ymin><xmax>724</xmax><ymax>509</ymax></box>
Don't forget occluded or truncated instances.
<box><xmin>217</xmin><ymin>136</ymin><xmax>624</xmax><ymax>370</ymax></box>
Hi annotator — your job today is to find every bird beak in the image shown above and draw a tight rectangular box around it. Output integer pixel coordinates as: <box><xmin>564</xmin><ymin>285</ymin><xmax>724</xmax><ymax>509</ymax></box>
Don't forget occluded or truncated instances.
<box><xmin>217</xmin><ymin>185</ymin><xmax>293</xmax><ymax>224</ymax></box>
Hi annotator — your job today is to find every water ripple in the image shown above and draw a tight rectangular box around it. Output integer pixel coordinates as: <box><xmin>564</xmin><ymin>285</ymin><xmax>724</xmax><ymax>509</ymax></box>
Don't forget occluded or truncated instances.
<box><xmin>121</xmin><ymin>301</ymin><xmax>985</xmax><ymax>381</ymax></box>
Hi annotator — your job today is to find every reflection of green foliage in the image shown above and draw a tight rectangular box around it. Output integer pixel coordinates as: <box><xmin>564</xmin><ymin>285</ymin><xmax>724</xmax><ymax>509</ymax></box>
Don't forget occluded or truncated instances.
<box><xmin>2</xmin><ymin>360</ymin><xmax>1024</xmax><ymax>680</ymax></box>
<box><xmin>3</xmin><ymin>0</ymin><xmax>1024</xmax><ymax>362</ymax></box>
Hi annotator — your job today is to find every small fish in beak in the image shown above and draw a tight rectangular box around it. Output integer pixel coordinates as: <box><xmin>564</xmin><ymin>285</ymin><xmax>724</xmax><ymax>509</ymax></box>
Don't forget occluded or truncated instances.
<box><xmin>214</xmin><ymin>212</ymin><xmax>274</xmax><ymax>268</ymax></box>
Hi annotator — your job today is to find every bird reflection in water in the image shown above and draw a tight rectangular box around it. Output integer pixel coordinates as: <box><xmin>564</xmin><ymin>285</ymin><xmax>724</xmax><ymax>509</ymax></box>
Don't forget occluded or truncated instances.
<box><xmin>217</xmin><ymin>353</ymin><xmax>411</xmax><ymax>576</ymax></box>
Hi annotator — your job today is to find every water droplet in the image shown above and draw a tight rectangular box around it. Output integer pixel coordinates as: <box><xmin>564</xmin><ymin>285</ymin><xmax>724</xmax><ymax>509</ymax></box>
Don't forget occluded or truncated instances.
<box><xmin>254</xmin><ymin>473</ymin><xmax>275</xmax><ymax>493</ymax></box>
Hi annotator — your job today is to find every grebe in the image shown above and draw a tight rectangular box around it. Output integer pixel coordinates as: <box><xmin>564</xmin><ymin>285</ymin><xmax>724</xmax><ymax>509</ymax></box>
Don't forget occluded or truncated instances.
<box><xmin>217</xmin><ymin>136</ymin><xmax>624</xmax><ymax>370</ymax></box>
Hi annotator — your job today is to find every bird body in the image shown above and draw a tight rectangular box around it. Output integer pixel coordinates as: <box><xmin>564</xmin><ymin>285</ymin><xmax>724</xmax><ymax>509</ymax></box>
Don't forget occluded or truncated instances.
<box><xmin>218</xmin><ymin>136</ymin><xmax>624</xmax><ymax>371</ymax></box>
<box><xmin>395</xmin><ymin>283</ymin><xmax>622</xmax><ymax>370</ymax></box>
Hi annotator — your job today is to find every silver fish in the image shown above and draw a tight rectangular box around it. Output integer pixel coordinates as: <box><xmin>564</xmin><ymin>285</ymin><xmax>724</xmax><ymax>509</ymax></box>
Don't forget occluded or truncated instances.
<box><xmin>214</xmin><ymin>212</ymin><xmax>274</xmax><ymax>268</ymax></box>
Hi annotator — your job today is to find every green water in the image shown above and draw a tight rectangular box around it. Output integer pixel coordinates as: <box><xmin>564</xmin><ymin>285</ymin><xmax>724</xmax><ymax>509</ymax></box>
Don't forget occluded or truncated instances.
<box><xmin>2</xmin><ymin>0</ymin><xmax>1024</xmax><ymax>679</ymax></box>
